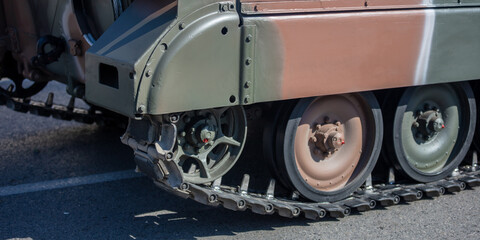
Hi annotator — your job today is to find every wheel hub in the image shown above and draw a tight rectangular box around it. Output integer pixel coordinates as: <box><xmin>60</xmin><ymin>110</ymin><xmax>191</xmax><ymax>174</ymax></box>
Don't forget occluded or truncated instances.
<box><xmin>310</xmin><ymin>119</ymin><xmax>345</xmax><ymax>157</ymax></box>
<box><xmin>184</xmin><ymin>116</ymin><xmax>217</xmax><ymax>150</ymax></box>
<box><xmin>413</xmin><ymin>107</ymin><xmax>445</xmax><ymax>141</ymax></box>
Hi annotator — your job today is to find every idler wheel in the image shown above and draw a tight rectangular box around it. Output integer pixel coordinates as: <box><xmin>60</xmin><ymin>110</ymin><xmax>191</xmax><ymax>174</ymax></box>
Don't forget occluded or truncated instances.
<box><xmin>383</xmin><ymin>83</ymin><xmax>475</xmax><ymax>182</ymax></box>
<box><xmin>274</xmin><ymin>93</ymin><xmax>383</xmax><ymax>202</ymax></box>
<box><xmin>175</xmin><ymin>106</ymin><xmax>247</xmax><ymax>184</ymax></box>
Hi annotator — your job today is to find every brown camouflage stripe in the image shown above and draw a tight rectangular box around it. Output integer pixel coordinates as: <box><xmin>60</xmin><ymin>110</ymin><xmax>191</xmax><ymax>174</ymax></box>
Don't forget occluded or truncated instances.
<box><xmin>245</xmin><ymin>7</ymin><xmax>480</xmax><ymax>102</ymax></box>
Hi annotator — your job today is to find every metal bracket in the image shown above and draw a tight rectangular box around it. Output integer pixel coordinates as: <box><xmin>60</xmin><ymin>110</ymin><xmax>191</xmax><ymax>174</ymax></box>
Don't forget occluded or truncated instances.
<box><xmin>240</xmin><ymin>25</ymin><xmax>256</xmax><ymax>105</ymax></box>
<box><xmin>122</xmin><ymin>121</ymin><xmax>184</xmax><ymax>187</ymax></box>
<box><xmin>219</xmin><ymin>2</ymin><xmax>235</xmax><ymax>12</ymax></box>
<box><xmin>472</xmin><ymin>151</ymin><xmax>478</xmax><ymax>171</ymax></box>
<box><xmin>388</xmin><ymin>167</ymin><xmax>395</xmax><ymax>184</ymax></box>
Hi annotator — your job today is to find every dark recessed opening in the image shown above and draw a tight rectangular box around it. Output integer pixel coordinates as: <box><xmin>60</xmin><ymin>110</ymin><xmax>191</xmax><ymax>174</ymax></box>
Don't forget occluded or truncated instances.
<box><xmin>99</xmin><ymin>63</ymin><xmax>119</xmax><ymax>89</ymax></box>
<box><xmin>229</xmin><ymin>95</ymin><xmax>236</xmax><ymax>103</ymax></box>
<box><xmin>221</xmin><ymin>27</ymin><xmax>228</xmax><ymax>35</ymax></box>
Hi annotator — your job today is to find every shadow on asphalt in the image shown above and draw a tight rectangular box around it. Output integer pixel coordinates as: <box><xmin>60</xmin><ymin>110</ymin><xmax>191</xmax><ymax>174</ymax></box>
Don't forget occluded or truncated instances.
<box><xmin>0</xmin><ymin>103</ymin><xmax>355</xmax><ymax>239</ymax></box>
<box><xmin>0</xmin><ymin>124</ymin><xmax>134</xmax><ymax>186</ymax></box>
<box><xmin>0</xmin><ymin>176</ymin><xmax>321</xmax><ymax>240</ymax></box>
<box><xmin>0</xmin><ymin>119</ymin><xmax>314</xmax><ymax>239</ymax></box>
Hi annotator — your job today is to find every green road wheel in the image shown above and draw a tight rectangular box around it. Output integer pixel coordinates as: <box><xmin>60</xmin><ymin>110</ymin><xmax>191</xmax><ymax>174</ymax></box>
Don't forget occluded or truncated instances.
<box><xmin>385</xmin><ymin>83</ymin><xmax>476</xmax><ymax>182</ymax></box>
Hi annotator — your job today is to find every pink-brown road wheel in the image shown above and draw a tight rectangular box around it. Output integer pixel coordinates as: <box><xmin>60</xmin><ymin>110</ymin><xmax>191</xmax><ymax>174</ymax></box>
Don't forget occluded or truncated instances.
<box><xmin>275</xmin><ymin>93</ymin><xmax>383</xmax><ymax>202</ymax></box>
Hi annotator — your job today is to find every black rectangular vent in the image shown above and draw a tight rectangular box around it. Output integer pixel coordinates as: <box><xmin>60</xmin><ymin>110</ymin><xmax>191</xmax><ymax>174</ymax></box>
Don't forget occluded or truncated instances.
<box><xmin>99</xmin><ymin>63</ymin><xmax>119</xmax><ymax>89</ymax></box>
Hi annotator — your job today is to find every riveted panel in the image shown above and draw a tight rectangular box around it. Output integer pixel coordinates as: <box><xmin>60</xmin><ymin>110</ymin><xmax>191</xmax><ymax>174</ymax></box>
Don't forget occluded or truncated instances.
<box><xmin>240</xmin><ymin>25</ymin><xmax>256</xmax><ymax>105</ymax></box>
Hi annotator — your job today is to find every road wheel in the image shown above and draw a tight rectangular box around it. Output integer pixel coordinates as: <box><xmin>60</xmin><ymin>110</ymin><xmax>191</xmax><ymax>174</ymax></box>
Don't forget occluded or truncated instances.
<box><xmin>384</xmin><ymin>83</ymin><xmax>475</xmax><ymax>182</ymax></box>
<box><xmin>274</xmin><ymin>93</ymin><xmax>383</xmax><ymax>202</ymax></box>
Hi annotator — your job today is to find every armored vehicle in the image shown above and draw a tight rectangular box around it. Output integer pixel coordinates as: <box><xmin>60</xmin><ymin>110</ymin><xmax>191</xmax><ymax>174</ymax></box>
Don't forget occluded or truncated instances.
<box><xmin>1</xmin><ymin>0</ymin><xmax>480</xmax><ymax>219</ymax></box>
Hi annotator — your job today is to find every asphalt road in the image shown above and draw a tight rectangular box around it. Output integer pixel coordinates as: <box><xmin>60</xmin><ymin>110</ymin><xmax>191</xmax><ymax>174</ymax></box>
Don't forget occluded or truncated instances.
<box><xmin>1</xmin><ymin>82</ymin><xmax>479</xmax><ymax>240</ymax></box>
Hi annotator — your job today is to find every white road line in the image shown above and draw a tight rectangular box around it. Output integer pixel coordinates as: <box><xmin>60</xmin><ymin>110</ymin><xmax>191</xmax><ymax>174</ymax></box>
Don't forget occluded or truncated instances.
<box><xmin>0</xmin><ymin>170</ymin><xmax>143</xmax><ymax>197</ymax></box>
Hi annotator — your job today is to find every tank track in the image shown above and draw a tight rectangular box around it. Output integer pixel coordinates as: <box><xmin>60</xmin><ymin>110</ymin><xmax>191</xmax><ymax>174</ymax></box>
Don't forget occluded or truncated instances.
<box><xmin>2</xmin><ymin>88</ymin><xmax>479</xmax><ymax>220</ymax></box>
<box><xmin>152</xmin><ymin>164</ymin><xmax>480</xmax><ymax>220</ymax></box>
<box><xmin>0</xmin><ymin>87</ymin><xmax>125</xmax><ymax>127</ymax></box>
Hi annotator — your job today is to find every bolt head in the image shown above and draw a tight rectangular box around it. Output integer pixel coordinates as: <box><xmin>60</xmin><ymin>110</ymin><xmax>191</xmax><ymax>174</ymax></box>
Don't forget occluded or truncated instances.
<box><xmin>165</xmin><ymin>152</ymin><xmax>173</xmax><ymax>160</ymax></box>
<box><xmin>169</xmin><ymin>114</ymin><xmax>179</xmax><ymax>123</ymax></box>
<box><xmin>146</xmin><ymin>70</ymin><xmax>152</xmax><ymax>78</ymax></box>
<box><xmin>179</xmin><ymin>22</ymin><xmax>186</xmax><ymax>30</ymax></box>
<box><xmin>137</xmin><ymin>105</ymin><xmax>146</xmax><ymax>114</ymax></box>
<box><xmin>244</xmin><ymin>96</ymin><xmax>250</xmax><ymax>104</ymax></box>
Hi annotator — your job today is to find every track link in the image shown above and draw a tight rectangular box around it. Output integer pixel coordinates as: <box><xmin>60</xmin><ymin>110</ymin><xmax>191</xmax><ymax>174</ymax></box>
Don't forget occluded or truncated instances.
<box><xmin>152</xmin><ymin>168</ymin><xmax>480</xmax><ymax>220</ymax></box>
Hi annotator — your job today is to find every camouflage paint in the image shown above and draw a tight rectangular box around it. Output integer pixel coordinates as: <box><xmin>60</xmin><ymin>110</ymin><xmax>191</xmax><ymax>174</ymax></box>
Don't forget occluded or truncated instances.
<box><xmin>241</xmin><ymin>2</ymin><xmax>480</xmax><ymax>102</ymax></box>
<box><xmin>85</xmin><ymin>0</ymin><xmax>178</xmax><ymax>116</ymax></box>
<box><xmin>83</xmin><ymin>0</ymin><xmax>480</xmax><ymax>117</ymax></box>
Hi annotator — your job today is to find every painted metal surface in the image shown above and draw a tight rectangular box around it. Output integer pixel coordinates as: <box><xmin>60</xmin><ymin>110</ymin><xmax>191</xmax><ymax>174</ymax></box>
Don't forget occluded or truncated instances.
<box><xmin>240</xmin><ymin>0</ymin><xmax>480</xmax><ymax>14</ymax></box>
<box><xmin>2</xmin><ymin>0</ymin><xmax>480</xmax><ymax>117</ymax></box>
<box><xmin>248</xmin><ymin>7</ymin><xmax>480</xmax><ymax>102</ymax></box>
<box><xmin>95</xmin><ymin>0</ymin><xmax>479</xmax><ymax>116</ymax></box>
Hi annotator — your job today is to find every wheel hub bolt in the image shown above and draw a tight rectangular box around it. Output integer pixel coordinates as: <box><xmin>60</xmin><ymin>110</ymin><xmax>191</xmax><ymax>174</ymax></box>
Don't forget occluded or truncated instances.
<box><xmin>430</xmin><ymin>117</ymin><xmax>445</xmax><ymax>132</ymax></box>
<box><xmin>199</xmin><ymin>125</ymin><xmax>216</xmax><ymax>143</ymax></box>
<box><xmin>416</xmin><ymin>109</ymin><xmax>445</xmax><ymax>137</ymax></box>
<box><xmin>327</xmin><ymin>132</ymin><xmax>345</xmax><ymax>150</ymax></box>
